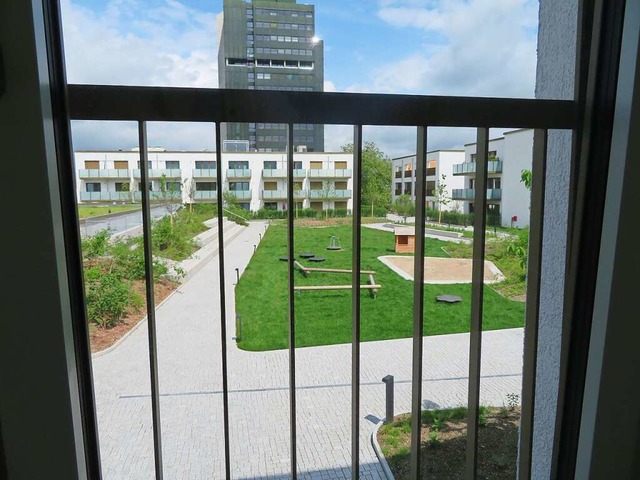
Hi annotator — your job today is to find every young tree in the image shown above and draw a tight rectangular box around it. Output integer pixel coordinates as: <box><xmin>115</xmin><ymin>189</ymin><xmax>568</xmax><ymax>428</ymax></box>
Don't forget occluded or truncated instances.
<box><xmin>183</xmin><ymin>177</ymin><xmax>197</xmax><ymax>211</ymax></box>
<box><xmin>158</xmin><ymin>174</ymin><xmax>181</xmax><ymax>226</ymax></box>
<box><xmin>394</xmin><ymin>194</ymin><xmax>414</xmax><ymax>223</ymax></box>
<box><xmin>520</xmin><ymin>169</ymin><xmax>532</xmax><ymax>190</ymax></box>
<box><xmin>318</xmin><ymin>181</ymin><xmax>336</xmax><ymax>220</ymax></box>
<box><xmin>341</xmin><ymin>141</ymin><xmax>392</xmax><ymax>215</ymax></box>
<box><xmin>432</xmin><ymin>174</ymin><xmax>451</xmax><ymax>223</ymax></box>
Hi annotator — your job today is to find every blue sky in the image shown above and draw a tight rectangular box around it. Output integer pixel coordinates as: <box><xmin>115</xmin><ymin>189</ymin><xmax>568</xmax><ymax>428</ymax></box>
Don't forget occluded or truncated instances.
<box><xmin>63</xmin><ymin>0</ymin><xmax>539</xmax><ymax>155</ymax></box>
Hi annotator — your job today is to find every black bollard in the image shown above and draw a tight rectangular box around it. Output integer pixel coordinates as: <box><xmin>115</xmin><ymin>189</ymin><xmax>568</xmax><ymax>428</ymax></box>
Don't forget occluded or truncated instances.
<box><xmin>382</xmin><ymin>375</ymin><xmax>394</xmax><ymax>424</ymax></box>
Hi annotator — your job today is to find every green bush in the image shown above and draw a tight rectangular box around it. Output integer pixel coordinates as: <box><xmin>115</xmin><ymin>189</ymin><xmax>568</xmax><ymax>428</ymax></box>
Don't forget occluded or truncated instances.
<box><xmin>85</xmin><ymin>268</ymin><xmax>141</xmax><ymax>329</ymax></box>
<box><xmin>362</xmin><ymin>205</ymin><xmax>388</xmax><ymax>218</ymax></box>
<box><xmin>110</xmin><ymin>239</ymin><xmax>168</xmax><ymax>280</ymax></box>
<box><xmin>82</xmin><ymin>229</ymin><xmax>110</xmax><ymax>259</ymax></box>
<box><xmin>298</xmin><ymin>208</ymin><xmax>319</xmax><ymax>218</ymax></box>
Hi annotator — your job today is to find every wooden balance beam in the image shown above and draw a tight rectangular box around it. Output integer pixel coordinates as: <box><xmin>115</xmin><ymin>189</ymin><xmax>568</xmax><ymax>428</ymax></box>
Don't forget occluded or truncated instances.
<box><xmin>294</xmin><ymin>285</ymin><xmax>381</xmax><ymax>291</ymax></box>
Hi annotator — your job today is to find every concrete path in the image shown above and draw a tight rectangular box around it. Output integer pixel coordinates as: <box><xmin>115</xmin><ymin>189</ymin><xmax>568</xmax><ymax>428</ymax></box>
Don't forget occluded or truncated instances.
<box><xmin>92</xmin><ymin>221</ymin><xmax>524</xmax><ymax>479</ymax></box>
<box><xmin>81</xmin><ymin>205</ymin><xmax>167</xmax><ymax>237</ymax></box>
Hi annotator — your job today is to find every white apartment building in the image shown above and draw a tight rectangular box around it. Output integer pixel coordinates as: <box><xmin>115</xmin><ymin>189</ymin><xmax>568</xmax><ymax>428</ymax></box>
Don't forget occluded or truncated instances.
<box><xmin>391</xmin><ymin>150</ymin><xmax>465</xmax><ymax>210</ymax></box>
<box><xmin>74</xmin><ymin>150</ymin><xmax>354</xmax><ymax>213</ymax></box>
<box><xmin>455</xmin><ymin>128</ymin><xmax>533</xmax><ymax>228</ymax></box>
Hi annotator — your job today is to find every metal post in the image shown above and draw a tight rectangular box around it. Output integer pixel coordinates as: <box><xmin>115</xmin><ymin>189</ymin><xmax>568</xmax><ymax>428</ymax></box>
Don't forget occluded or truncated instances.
<box><xmin>382</xmin><ymin>375</ymin><xmax>394</xmax><ymax>424</ymax></box>
<box><xmin>235</xmin><ymin>268</ymin><xmax>240</xmax><ymax>284</ymax></box>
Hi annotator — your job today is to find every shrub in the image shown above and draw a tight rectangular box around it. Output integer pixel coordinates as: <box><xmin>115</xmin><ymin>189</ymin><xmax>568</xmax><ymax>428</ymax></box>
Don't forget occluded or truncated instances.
<box><xmin>298</xmin><ymin>208</ymin><xmax>319</xmax><ymax>218</ymax></box>
<box><xmin>85</xmin><ymin>268</ymin><xmax>141</xmax><ymax>329</ymax></box>
<box><xmin>82</xmin><ymin>229</ymin><xmax>110</xmax><ymax>259</ymax></box>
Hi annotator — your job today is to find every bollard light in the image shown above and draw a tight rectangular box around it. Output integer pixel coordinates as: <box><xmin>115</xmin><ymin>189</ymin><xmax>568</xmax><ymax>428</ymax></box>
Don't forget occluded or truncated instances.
<box><xmin>235</xmin><ymin>267</ymin><xmax>239</xmax><ymax>284</ymax></box>
<box><xmin>382</xmin><ymin>375</ymin><xmax>394</xmax><ymax>424</ymax></box>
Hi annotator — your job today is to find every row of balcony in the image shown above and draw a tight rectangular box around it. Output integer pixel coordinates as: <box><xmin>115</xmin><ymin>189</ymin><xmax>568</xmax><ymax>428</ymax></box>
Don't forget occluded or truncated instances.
<box><xmin>80</xmin><ymin>189</ymin><xmax>353</xmax><ymax>202</ymax></box>
<box><xmin>452</xmin><ymin>161</ymin><xmax>503</xmax><ymax>175</ymax></box>
<box><xmin>79</xmin><ymin>168</ymin><xmax>353</xmax><ymax>180</ymax></box>
<box><xmin>451</xmin><ymin>188</ymin><xmax>502</xmax><ymax>200</ymax></box>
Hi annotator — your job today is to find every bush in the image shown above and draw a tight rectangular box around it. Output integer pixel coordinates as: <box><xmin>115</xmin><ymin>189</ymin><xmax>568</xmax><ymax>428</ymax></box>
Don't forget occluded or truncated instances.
<box><xmin>362</xmin><ymin>206</ymin><xmax>388</xmax><ymax>218</ymax></box>
<box><xmin>110</xmin><ymin>239</ymin><xmax>168</xmax><ymax>281</ymax></box>
<box><xmin>82</xmin><ymin>229</ymin><xmax>110</xmax><ymax>259</ymax></box>
<box><xmin>253</xmin><ymin>208</ymin><xmax>287</xmax><ymax>220</ymax></box>
<box><xmin>298</xmin><ymin>208</ymin><xmax>319</xmax><ymax>218</ymax></box>
<box><xmin>85</xmin><ymin>268</ymin><xmax>141</xmax><ymax>329</ymax></box>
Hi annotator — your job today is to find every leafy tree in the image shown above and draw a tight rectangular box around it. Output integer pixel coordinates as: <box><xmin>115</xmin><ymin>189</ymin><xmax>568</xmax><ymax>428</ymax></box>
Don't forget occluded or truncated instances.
<box><xmin>341</xmin><ymin>141</ymin><xmax>392</xmax><ymax>215</ymax></box>
<box><xmin>183</xmin><ymin>177</ymin><xmax>197</xmax><ymax>211</ymax></box>
<box><xmin>432</xmin><ymin>174</ymin><xmax>451</xmax><ymax>223</ymax></box>
<box><xmin>394</xmin><ymin>194</ymin><xmax>414</xmax><ymax>223</ymax></box>
<box><xmin>318</xmin><ymin>181</ymin><xmax>336</xmax><ymax>220</ymax></box>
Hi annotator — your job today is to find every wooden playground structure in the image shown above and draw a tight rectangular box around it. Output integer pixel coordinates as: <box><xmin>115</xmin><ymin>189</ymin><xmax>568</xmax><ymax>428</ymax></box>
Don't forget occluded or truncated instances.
<box><xmin>293</xmin><ymin>261</ymin><xmax>381</xmax><ymax>298</ymax></box>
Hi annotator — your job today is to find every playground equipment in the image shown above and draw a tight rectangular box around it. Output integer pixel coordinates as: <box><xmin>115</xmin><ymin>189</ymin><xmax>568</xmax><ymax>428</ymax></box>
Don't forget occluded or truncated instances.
<box><xmin>326</xmin><ymin>236</ymin><xmax>342</xmax><ymax>251</ymax></box>
<box><xmin>293</xmin><ymin>261</ymin><xmax>380</xmax><ymax>298</ymax></box>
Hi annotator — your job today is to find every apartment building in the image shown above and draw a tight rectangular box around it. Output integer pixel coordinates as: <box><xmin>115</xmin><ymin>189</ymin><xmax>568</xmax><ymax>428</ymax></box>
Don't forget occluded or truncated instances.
<box><xmin>218</xmin><ymin>0</ymin><xmax>324</xmax><ymax>152</ymax></box>
<box><xmin>74</xmin><ymin>150</ymin><xmax>353</xmax><ymax>212</ymax></box>
<box><xmin>454</xmin><ymin>128</ymin><xmax>533</xmax><ymax>227</ymax></box>
<box><xmin>391</xmin><ymin>150</ymin><xmax>465</xmax><ymax>211</ymax></box>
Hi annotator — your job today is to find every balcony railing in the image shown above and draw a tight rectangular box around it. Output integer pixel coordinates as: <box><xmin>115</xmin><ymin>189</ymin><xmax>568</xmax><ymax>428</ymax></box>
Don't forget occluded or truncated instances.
<box><xmin>227</xmin><ymin>168</ymin><xmax>252</xmax><ymax>178</ymax></box>
<box><xmin>426</xmin><ymin>167</ymin><xmax>436</xmax><ymax>177</ymax></box>
<box><xmin>309</xmin><ymin>189</ymin><xmax>352</xmax><ymax>199</ymax></box>
<box><xmin>262</xmin><ymin>169</ymin><xmax>287</xmax><ymax>178</ymax></box>
<box><xmin>67</xmin><ymin>84</ymin><xmax>577</xmax><ymax>480</ymax></box>
<box><xmin>80</xmin><ymin>191</ymin><xmax>131</xmax><ymax>202</ymax></box>
<box><xmin>452</xmin><ymin>188</ymin><xmax>502</xmax><ymax>200</ymax></box>
<box><xmin>452</xmin><ymin>160</ymin><xmax>503</xmax><ymax>175</ymax></box>
<box><xmin>133</xmin><ymin>168</ymin><xmax>182</xmax><ymax>178</ymax></box>
<box><xmin>78</xmin><ymin>168</ymin><xmax>130</xmax><ymax>179</ymax></box>
<box><xmin>192</xmin><ymin>168</ymin><xmax>217</xmax><ymax>178</ymax></box>
<box><xmin>262</xmin><ymin>189</ymin><xmax>286</xmax><ymax>199</ymax></box>
<box><xmin>227</xmin><ymin>190</ymin><xmax>251</xmax><ymax>199</ymax></box>
<box><xmin>194</xmin><ymin>190</ymin><xmax>217</xmax><ymax>200</ymax></box>
<box><xmin>307</xmin><ymin>168</ymin><xmax>351</xmax><ymax>178</ymax></box>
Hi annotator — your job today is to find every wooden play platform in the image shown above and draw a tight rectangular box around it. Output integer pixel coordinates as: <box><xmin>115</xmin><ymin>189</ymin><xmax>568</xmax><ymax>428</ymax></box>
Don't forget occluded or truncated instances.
<box><xmin>293</xmin><ymin>261</ymin><xmax>381</xmax><ymax>298</ymax></box>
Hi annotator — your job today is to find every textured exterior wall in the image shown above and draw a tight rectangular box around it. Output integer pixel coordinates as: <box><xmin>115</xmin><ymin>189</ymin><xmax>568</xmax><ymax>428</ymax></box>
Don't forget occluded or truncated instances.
<box><xmin>532</xmin><ymin>1</ymin><xmax>578</xmax><ymax>478</ymax></box>
<box><xmin>502</xmin><ymin>129</ymin><xmax>534</xmax><ymax>228</ymax></box>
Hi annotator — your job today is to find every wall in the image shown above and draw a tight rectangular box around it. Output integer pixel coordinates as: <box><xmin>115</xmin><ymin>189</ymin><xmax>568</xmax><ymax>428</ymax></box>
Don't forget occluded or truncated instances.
<box><xmin>532</xmin><ymin>0</ymin><xmax>578</xmax><ymax>478</ymax></box>
<box><xmin>502</xmin><ymin>129</ymin><xmax>534</xmax><ymax>228</ymax></box>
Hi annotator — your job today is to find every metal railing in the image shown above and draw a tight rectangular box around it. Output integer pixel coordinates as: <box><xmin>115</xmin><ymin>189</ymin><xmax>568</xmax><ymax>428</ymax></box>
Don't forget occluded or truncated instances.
<box><xmin>307</xmin><ymin>168</ymin><xmax>352</xmax><ymax>178</ymax></box>
<box><xmin>262</xmin><ymin>168</ymin><xmax>288</xmax><ymax>177</ymax></box>
<box><xmin>194</xmin><ymin>190</ymin><xmax>217</xmax><ymax>200</ymax></box>
<box><xmin>78</xmin><ymin>168</ymin><xmax>130</xmax><ymax>179</ymax></box>
<box><xmin>308</xmin><ymin>189</ymin><xmax>352</xmax><ymax>199</ymax></box>
<box><xmin>226</xmin><ymin>168</ymin><xmax>252</xmax><ymax>178</ymax></box>
<box><xmin>227</xmin><ymin>190</ymin><xmax>251</xmax><ymax>200</ymax></box>
<box><xmin>192</xmin><ymin>168</ymin><xmax>218</xmax><ymax>178</ymax></box>
<box><xmin>80</xmin><ymin>191</ymin><xmax>130</xmax><ymax>202</ymax></box>
<box><xmin>133</xmin><ymin>168</ymin><xmax>182</xmax><ymax>178</ymax></box>
<box><xmin>452</xmin><ymin>188</ymin><xmax>502</xmax><ymax>200</ymax></box>
<box><xmin>67</xmin><ymin>84</ymin><xmax>578</xmax><ymax>480</ymax></box>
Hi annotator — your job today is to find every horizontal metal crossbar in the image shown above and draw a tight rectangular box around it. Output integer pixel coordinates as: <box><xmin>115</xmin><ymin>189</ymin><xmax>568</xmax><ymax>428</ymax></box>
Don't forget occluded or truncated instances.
<box><xmin>67</xmin><ymin>84</ymin><xmax>579</xmax><ymax>129</ymax></box>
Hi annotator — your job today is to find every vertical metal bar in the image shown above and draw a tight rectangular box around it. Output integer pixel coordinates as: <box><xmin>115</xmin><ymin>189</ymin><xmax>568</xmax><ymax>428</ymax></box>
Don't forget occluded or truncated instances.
<box><xmin>351</xmin><ymin>125</ymin><xmax>363</xmax><ymax>480</ymax></box>
<box><xmin>409</xmin><ymin>126</ymin><xmax>428</xmax><ymax>479</ymax></box>
<box><xmin>518</xmin><ymin>129</ymin><xmax>548</xmax><ymax>479</ymax></box>
<box><xmin>215</xmin><ymin>123</ymin><xmax>232</xmax><ymax>479</ymax></box>
<box><xmin>465</xmin><ymin>127</ymin><xmax>489</xmax><ymax>479</ymax></box>
<box><xmin>138</xmin><ymin>121</ymin><xmax>164</xmax><ymax>479</ymax></box>
<box><xmin>286</xmin><ymin>123</ymin><xmax>298</xmax><ymax>479</ymax></box>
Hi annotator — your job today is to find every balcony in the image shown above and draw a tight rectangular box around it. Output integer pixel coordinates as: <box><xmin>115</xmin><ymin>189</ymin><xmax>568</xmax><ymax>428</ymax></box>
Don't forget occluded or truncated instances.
<box><xmin>262</xmin><ymin>169</ymin><xmax>286</xmax><ymax>178</ymax></box>
<box><xmin>226</xmin><ymin>168</ymin><xmax>252</xmax><ymax>179</ymax></box>
<box><xmin>192</xmin><ymin>169</ymin><xmax>218</xmax><ymax>178</ymax></box>
<box><xmin>227</xmin><ymin>190</ymin><xmax>251</xmax><ymax>200</ymax></box>
<box><xmin>426</xmin><ymin>167</ymin><xmax>436</xmax><ymax>177</ymax></box>
<box><xmin>309</xmin><ymin>189</ymin><xmax>352</xmax><ymax>199</ymax></box>
<box><xmin>262</xmin><ymin>189</ymin><xmax>286</xmax><ymax>199</ymax></box>
<box><xmin>133</xmin><ymin>168</ymin><xmax>182</xmax><ymax>178</ymax></box>
<box><xmin>80</xmin><ymin>191</ymin><xmax>131</xmax><ymax>202</ymax></box>
<box><xmin>452</xmin><ymin>188</ymin><xmax>502</xmax><ymax>200</ymax></box>
<box><xmin>79</xmin><ymin>169</ymin><xmax>130</xmax><ymax>179</ymax></box>
<box><xmin>404</xmin><ymin>170</ymin><xmax>412</xmax><ymax>177</ymax></box>
<box><xmin>307</xmin><ymin>168</ymin><xmax>351</xmax><ymax>178</ymax></box>
<box><xmin>452</xmin><ymin>160</ymin><xmax>503</xmax><ymax>175</ymax></box>
<box><xmin>193</xmin><ymin>191</ymin><xmax>217</xmax><ymax>200</ymax></box>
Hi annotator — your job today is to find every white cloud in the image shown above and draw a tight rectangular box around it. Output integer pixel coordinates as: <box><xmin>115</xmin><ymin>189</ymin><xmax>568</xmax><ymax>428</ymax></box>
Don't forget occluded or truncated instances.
<box><xmin>368</xmin><ymin>0</ymin><xmax>538</xmax><ymax>98</ymax></box>
<box><xmin>61</xmin><ymin>0</ymin><xmax>218</xmax><ymax>87</ymax></box>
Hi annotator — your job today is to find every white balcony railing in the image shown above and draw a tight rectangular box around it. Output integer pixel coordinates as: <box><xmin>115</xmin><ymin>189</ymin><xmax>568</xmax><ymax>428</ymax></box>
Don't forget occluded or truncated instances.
<box><xmin>192</xmin><ymin>169</ymin><xmax>218</xmax><ymax>178</ymax></box>
<box><xmin>132</xmin><ymin>168</ymin><xmax>182</xmax><ymax>178</ymax></box>
<box><xmin>78</xmin><ymin>169</ymin><xmax>130</xmax><ymax>179</ymax></box>
<box><xmin>452</xmin><ymin>161</ymin><xmax>503</xmax><ymax>175</ymax></box>
<box><xmin>226</xmin><ymin>169</ymin><xmax>252</xmax><ymax>179</ymax></box>
<box><xmin>452</xmin><ymin>188</ymin><xmax>502</xmax><ymax>200</ymax></box>
<box><xmin>307</xmin><ymin>168</ymin><xmax>351</xmax><ymax>178</ymax></box>
<box><xmin>308</xmin><ymin>189</ymin><xmax>352</xmax><ymax>199</ymax></box>
<box><xmin>80</xmin><ymin>191</ymin><xmax>131</xmax><ymax>202</ymax></box>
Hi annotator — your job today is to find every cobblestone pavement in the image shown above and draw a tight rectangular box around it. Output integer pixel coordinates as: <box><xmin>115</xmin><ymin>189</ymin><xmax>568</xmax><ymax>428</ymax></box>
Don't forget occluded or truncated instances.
<box><xmin>92</xmin><ymin>221</ymin><xmax>524</xmax><ymax>479</ymax></box>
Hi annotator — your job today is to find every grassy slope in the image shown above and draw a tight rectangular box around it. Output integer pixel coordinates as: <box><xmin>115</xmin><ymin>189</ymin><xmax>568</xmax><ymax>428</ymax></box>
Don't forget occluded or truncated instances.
<box><xmin>77</xmin><ymin>204</ymin><xmax>140</xmax><ymax>218</ymax></box>
<box><xmin>236</xmin><ymin>224</ymin><xmax>525</xmax><ymax>351</ymax></box>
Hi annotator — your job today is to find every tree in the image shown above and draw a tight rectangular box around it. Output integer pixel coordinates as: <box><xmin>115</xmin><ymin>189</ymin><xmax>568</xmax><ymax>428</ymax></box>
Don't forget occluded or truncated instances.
<box><xmin>318</xmin><ymin>181</ymin><xmax>336</xmax><ymax>220</ymax></box>
<box><xmin>432</xmin><ymin>174</ymin><xmax>451</xmax><ymax>223</ymax></box>
<box><xmin>183</xmin><ymin>177</ymin><xmax>197</xmax><ymax>211</ymax></box>
<box><xmin>341</xmin><ymin>141</ymin><xmax>392</xmax><ymax>216</ymax></box>
<box><xmin>120</xmin><ymin>181</ymin><xmax>136</xmax><ymax>204</ymax></box>
<box><xmin>158</xmin><ymin>174</ymin><xmax>181</xmax><ymax>227</ymax></box>
<box><xmin>394</xmin><ymin>194</ymin><xmax>414</xmax><ymax>223</ymax></box>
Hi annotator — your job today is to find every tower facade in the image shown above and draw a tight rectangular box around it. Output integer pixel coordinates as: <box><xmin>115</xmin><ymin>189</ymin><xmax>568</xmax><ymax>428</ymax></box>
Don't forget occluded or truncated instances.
<box><xmin>218</xmin><ymin>0</ymin><xmax>325</xmax><ymax>152</ymax></box>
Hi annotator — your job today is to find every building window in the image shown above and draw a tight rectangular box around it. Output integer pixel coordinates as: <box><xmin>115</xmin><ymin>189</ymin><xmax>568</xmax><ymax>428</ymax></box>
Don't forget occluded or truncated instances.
<box><xmin>264</xmin><ymin>202</ymin><xmax>278</xmax><ymax>210</ymax></box>
<box><xmin>398</xmin><ymin>235</ymin><xmax>409</xmax><ymax>246</ymax></box>
<box><xmin>404</xmin><ymin>182</ymin><xmax>412</xmax><ymax>195</ymax></box>
<box><xmin>229</xmin><ymin>161</ymin><xmax>249</xmax><ymax>170</ymax></box>
<box><xmin>114</xmin><ymin>161</ymin><xmax>128</xmax><ymax>169</ymax></box>
<box><xmin>264</xmin><ymin>181</ymin><xmax>277</xmax><ymax>191</ymax></box>
<box><xmin>85</xmin><ymin>182</ymin><xmax>101</xmax><ymax>192</ymax></box>
<box><xmin>229</xmin><ymin>182</ymin><xmax>249</xmax><ymax>191</ymax></box>
<box><xmin>138</xmin><ymin>182</ymin><xmax>154</xmax><ymax>191</ymax></box>
<box><xmin>263</xmin><ymin>161</ymin><xmax>277</xmax><ymax>169</ymax></box>
<box><xmin>196</xmin><ymin>182</ymin><xmax>216</xmax><ymax>191</ymax></box>
<box><xmin>85</xmin><ymin>161</ymin><xmax>99</xmax><ymax>170</ymax></box>
<box><xmin>488</xmin><ymin>177</ymin><xmax>502</xmax><ymax>189</ymax></box>
<box><xmin>195</xmin><ymin>161</ymin><xmax>216</xmax><ymax>169</ymax></box>
<box><xmin>294</xmin><ymin>161</ymin><xmax>303</xmax><ymax>170</ymax></box>
<box><xmin>166</xmin><ymin>161</ymin><xmax>180</xmax><ymax>169</ymax></box>
<box><xmin>239</xmin><ymin>202</ymin><xmax>251</xmax><ymax>211</ymax></box>
<box><xmin>115</xmin><ymin>183</ymin><xmax>128</xmax><ymax>192</ymax></box>
<box><xmin>469</xmin><ymin>203</ymin><xmax>475</xmax><ymax>213</ymax></box>
<box><xmin>165</xmin><ymin>182</ymin><xmax>181</xmax><ymax>192</ymax></box>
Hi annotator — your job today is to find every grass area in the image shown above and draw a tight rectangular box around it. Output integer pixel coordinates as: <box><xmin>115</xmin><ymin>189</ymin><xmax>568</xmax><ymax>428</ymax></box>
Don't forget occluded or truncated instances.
<box><xmin>445</xmin><ymin>234</ymin><xmax>528</xmax><ymax>299</ymax></box>
<box><xmin>235</xmin><ymin>224</ymin><xmax>525</xmax><ymax>351</ymax></box>
<box><xmin>378</xmin><ymin>406</ymin><xmax>520</xmax><ymax>479</ymax></box>
<box><xmin>77</xmin><ymin>204</ymin><xmax>140</xmax><ymax>218</ymax></box>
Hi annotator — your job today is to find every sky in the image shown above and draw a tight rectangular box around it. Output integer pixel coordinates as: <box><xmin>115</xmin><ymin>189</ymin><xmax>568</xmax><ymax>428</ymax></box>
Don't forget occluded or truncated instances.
<box><xmin>62</xmin><ymin>0</ymin><xmax>540</xmax><ymax>157</ymax></box>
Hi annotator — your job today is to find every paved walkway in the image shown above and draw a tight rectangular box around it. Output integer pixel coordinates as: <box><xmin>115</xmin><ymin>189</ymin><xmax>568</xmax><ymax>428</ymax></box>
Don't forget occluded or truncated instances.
<box><xmin>92</xmin><ymin>221</ymin><xmax>524</xmax><ymax>479</ymax></box>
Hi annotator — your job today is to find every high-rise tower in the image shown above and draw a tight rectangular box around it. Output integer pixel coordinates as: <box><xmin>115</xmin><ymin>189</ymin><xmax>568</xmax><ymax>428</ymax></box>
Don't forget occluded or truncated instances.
<box><xmin>218</xmin><ymin>0</ymin><xmax>324</xmax><ymax>152</ymax></box>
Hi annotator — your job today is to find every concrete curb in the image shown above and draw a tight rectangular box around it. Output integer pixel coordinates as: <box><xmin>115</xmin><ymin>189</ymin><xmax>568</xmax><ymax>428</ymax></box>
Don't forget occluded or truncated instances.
<box><xmin>371</xmin><ymin>420</ymin><xmax>395</xmax><ymax>480</ymax></box>
<box><xmin>78</xmin><ymin>207</ymin><xmax>141</xmax><ymax>225</ymax></box>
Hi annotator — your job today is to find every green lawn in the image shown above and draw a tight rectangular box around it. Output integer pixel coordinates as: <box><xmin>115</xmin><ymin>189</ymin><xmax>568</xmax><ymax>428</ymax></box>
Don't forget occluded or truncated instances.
<box><xmin>235</xmin><ymin>224</ymin><xmax>525</xmax><ymax>351</ymax></box>
<box><xmin>77</xmin><ymin>204</ymin><xmax>140</xmax><ymax>218</ymax></box>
